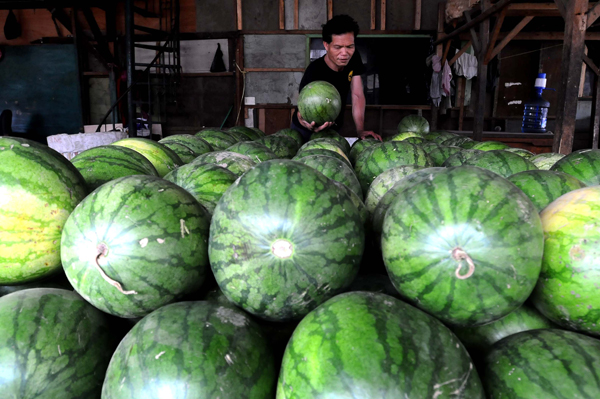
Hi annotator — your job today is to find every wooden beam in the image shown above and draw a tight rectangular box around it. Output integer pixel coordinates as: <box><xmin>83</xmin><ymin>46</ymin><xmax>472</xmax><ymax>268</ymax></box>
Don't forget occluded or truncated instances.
<box><xmin>473</xmin><ymin>0</ymin><xmax>491</xmax><ymax>142</ymax></box>
<box><xmin>82</xmin><ymin>6</ymin><xmax>114</xmax><ymax>65</ymax></box>
<box><xmin>245</xmin><ymin>68</ymin><xmax>305</xmax><ymax>72</ymax></box>
<box><xmin>587</xmin><ymin>1</ymin><xmax>600</xmax><ymax>27</ymax></box>
<box><xmin>441</xmin><ymin>40</ymin><xmax>452</xmax><ymax>65</ymax></box>
<box><xmin>381</xmin><ymin>0</ymin><xmax>387</xmax><ymax>30</ymax></box>
<box><xmin>457</xmin><ymin>77</ymin><xmax>466</xmax><ymax>130</ymax></box>
<box><xmin>583</xmin><ymin>53</ymin><xmax>600</xmax><ymax>76</ymax></box>
<box><xmin>279</xmin><ymin>0</ymin><xmax>285</xmax><ymax>30</ymax></box>
<box><xmin>485</xmin><ymin>7</ymin><xmax>506</xmax><ymax>64</ymax></box>
<box><xmin>486</xmin><ymin>16</ymin><xmax>534</xmax><ymax>64</ymax></box>
<box><xmin>415</xmin><ymin>0</ymin><xmax>422</xmax><ymax>30</ymax></box>
<box><xmin>553</xmin><ymin>0</ymin><xmax>589</xmax><ymax>154</ymax></box>
<box><xmin>460</xmin><ymin>31</ymin><xmax>600</xmax><ymax>41</ymax></box>
<box><xmin>553</xmin><ymin>0</ymin><xmax>567</xmax><ymax>19</ymax></box>
<box><xmin>237</xmin><ymin>0</ymin><xmax>242</xmax><ymax>30</ymax></box>
<box><xmin>294</xmin><ymin>0</ymin><xmax>299</xmax><ymax>29</ymax></box>
<box><xmin>432</xmin><ymin>2</ymin><xmax>445</xmax><ymax>131</ymax></box>
<box><xmin>328</xmin><ymin>0</ymin><xmax>333</xmax><ymax>20</ymax></box>
<box><xmin>593</xmin><ymin>74</ymin><xmax>600</xmax><ymax>149</ymax></box>
<box><xmin>464</xmin><ymin>11</ymin><xmax>480</xmax><ymax>53</ymax></box>
<box><xmin>449</xmin><ymin>40</ymin><xmax>472</xmax><ymax>66</ymax></box>
<box><xmin>371</xmin><ymin>0</ymin><xmax>376</xmax><ymax>30</ymax></box>
<box><xmin>433</xmin><ymin>0</ymin><xmax>511</xmax><ymax>46</ymax></box>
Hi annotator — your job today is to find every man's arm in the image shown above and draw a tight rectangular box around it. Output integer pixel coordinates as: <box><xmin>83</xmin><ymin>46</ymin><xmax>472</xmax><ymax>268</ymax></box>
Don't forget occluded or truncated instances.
<box><xmin>351</xmin><ymin>75</ymin><xmax>382</xmax><ymax>141</ymax></box>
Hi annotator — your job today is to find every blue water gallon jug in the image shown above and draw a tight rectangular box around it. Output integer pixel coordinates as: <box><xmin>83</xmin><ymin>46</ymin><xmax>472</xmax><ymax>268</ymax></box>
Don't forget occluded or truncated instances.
<box><xmin>522</xmin><ymin>73</ymin><xmax>551</xmax><ymax>133</ymax></box>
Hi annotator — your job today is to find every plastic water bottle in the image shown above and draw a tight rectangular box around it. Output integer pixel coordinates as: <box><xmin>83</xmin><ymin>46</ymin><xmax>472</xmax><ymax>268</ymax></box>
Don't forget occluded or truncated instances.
<box><xmin>522</xmin><ymin>73</ymin><xmax>551</xmax><ymax>133</ymax></box>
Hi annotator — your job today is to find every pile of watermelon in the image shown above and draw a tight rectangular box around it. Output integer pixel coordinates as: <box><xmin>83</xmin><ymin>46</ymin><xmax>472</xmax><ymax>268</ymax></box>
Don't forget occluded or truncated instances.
<box><xmin>2</xmin><ymin>112</ymin><xmax>600</xmax><ymax>398</ymax></box>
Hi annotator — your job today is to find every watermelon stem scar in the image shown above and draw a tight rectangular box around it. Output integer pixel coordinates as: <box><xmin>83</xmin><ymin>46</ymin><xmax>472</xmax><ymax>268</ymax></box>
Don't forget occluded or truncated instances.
<box><xmin>94</xmin><ymin>243</ymin><xmax>138</xmax><ymax>295</ymax></box>
<box><xmin>452</xmin><ymin>247</ymin><xmax>475</xmax><ymax>280</ymax></box>
<box><xmin>272</xmin><ymin>239</ymin><xmax>293</xmax><ymax>259</ymax></box>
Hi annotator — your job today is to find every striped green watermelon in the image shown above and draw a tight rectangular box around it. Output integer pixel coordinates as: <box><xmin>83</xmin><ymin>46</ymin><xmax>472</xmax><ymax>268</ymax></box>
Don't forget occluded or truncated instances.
<box><xmin>111</xmin><ymin>138</ymin><xmax>183</xmax><ymax>177</ymax></box>
<box><xmin>310</xmin><ymin>128</ymin><xmax>350</xmax><ymax>154</ymax></box>
<box><xmin>531</xmin><ymin>186</ymin><xmax>600</xmax><ymax>335</ymax></box>
<box><xmin>354</xmin><ymin>141</ymin><xmax>432</xmax><ymax>192</ymax></box>
<box><xmin>452</xmin><ymin>305</ymin><xmax>556</xmax><ymax>354</ymax></box>
<box><xmin>441</xmin><ymin>136</ymin><xmax>473</xmax><ymax>147</ymax></box>
<box><xmin>0</xmin><ymin>288</ymin><xmax>114</xmax><ymax>398</ymax></box>
<box><xmin>226</xmin><ymin>141</ymin><xmax>278</xmax><ymax>163</ymax></box>
<box><xmin>442</xmin><ymin>149</ymin><xmax>485</xmax><ymax>167</ymax></box>
<box><xmin>550</xmin><ymin>148</ymin><xmax>600</xmax><ymax>185</ymax></box>
<box><xmin>293</xmin><ymin>148</ymin><xmax>351</xmax><ymax>167</ymax></box>
<box><xmin>229</xmin><ymin>125</ymin><xmax>264</xmax><ymax>140</ymax></box>
<box><xmin>364</xmin><ymin>165</ymin><xmax>425</xmax><ymax>219</ymax></box>
<box><xmin>298</xmin><ymin>138</ymin><xmax>348</xmax><ymax>162</ymax></box>
<box><xmin>331</xmin><ymin>180</ymin><xmax>368</xmax><ymax>228</ymax></box>
<box><xmin>529</xmin><ymin>152</ymin><xmax>565</xmax><ymax>170</ymax></box>
<box><xmin>102</xmin><ymin>301</ymin><xmax>277</xmax><ymax>398</ymax></box>
<box><xmin>227</xmin><ymin>130</ymin><xmax>254</xmax><ymax>142</ymax></box>
<box><xmin>256</xmin><ymin>135</ymin><xmax>299</xmax><ymax>159</ymax></box>
<box><xmin>0</xmin><ymin>137</ymin><xmax>88</xmax><ymax>285</ymax></box>
<box><xmin>461</xmin><ymin>150</ymin><xmax>538</xmax><ymax>178</ymax></box>
<box><xmin>71</xmin><ymin>145</ymin><xmax>158</xmax><ymax>190</ymax></box>
<box><xmin>0</xmin><ymin>272</ymin><xmax>73</xmax><ymax>297</ymax></box>
<box><xmin>349</xmin><ymin>138</ymin><xmax>379</xmax><ymax>166</ymax></box>
<box><xmin>164</xmin><ymin>163</ymin><xmax>238</xmax><ymax>214</ymax></box>
<box><xmin>471</xmin><ymin>141</ymin><xmax>510</xmax><ymax>151</ymax></box>
<box><xmin>389</xmin><ymin>131</ymin><xmax>424</xmax><ymax>142</ymax></box>
<box><xmin>61</xmin><ymin>175</ymin><xmax>211</xmax><ymax>318</ymax></box>
<box><xmin>195</xmin><ymin>128</ymin><xmax>238</xmax><ymax>150</ymax></box>
<box><xmin>297</xmin><ymin>80</ymin><xmax>342</xmax><ymax>126</ymax></box>
<box><xmin>483</xmin><ymin>329</ymin><xmax>600</xmax><ymax>398</ymax></box>
<box><xmin>295</xmin><ymin>154</ymin><xmax>362</xmax><ymax>199</ymax></box>
<box><xmin>426</xmin><ymin>145</ymin><xmax>463</xmax><ymax>166</ymax></box>
<box><xmin>250</xmin><ymin>127</ymin><xmax>267</xmax><ymax>137</ymax></box>
<box><xmin>208</xmin><ymin>160</ymin><xmax>364</xmax><ymax>321</ymax></box>
<box><xmin>508</xmin><ymin>170</ymin><xmax>587</xmax><ymax>211</ymax></box>
<box><xmin>403</xmin><ymin>136</ymin><xmax>427</xmax><ymax>145</ymax></box>
<box><xmin>397</xmin><ymin>114</ymin><xmax>430</xmax><ymax>134</ymax></box>
<box><xmin>382</xmin><ymin>166</ymin><xmax>544</xmax><ymax>326</ymax></box>
<box><xmin>459</xmin><ymin>140</ymin><xmax>479</xmax><ymax>149</ymax></box>
<box><xmin>504</xmin><ymin>147</ymin><xmax>535</xmax><ymax>159</ymax></box>
<box><xmin>371</xmin><ymin>167</ymin><xmax>445</xmax><ymax>236</ymax></box>
<box><xmin>274</xmin><ymin>128</ymin><xmax>304</xmax><ymax>147</ymax></box>
<box><xmin>277</xmin><ymin>291</ymin><xmax>484</xmax><ymax>398</ymax></box>
<box><xmin>158</xmin><ymin>135</ymin><xmax>213</xmax><ymax>163</ymax></box>
<box><xmin>424</xmin><ymin>131</ymin><xmax>457</xmax><ymax>143</ymax></box>
<box><xmin>191</xmin><ymin>151</ymin><xmax>256</xmax><ymax>176</ymax></box>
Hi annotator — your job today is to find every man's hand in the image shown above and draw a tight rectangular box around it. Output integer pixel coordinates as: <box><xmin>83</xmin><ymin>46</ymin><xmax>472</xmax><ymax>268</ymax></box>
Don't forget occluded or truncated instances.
<box><xmin>358</xmin><ymin>130</ymin><xmax>382</xmax><ymax>141</ymax></box>
<box><xmin>297</xmin><ymin>111</ymin><xmax>333</xmax><ymax>132</ymax></box>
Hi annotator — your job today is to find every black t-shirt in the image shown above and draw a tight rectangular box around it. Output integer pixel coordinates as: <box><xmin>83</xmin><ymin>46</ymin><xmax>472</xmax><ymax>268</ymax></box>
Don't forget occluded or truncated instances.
<box><xmin>293</xmin><ymin>52</ymin><xmax>365</xmax><ymax>130</ymax></box>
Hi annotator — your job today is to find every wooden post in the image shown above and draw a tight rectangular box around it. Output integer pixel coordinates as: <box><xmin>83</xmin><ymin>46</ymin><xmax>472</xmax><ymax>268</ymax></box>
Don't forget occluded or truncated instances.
<box><xmin>457</xmin><ymin>77</ymin><xmax>466</xmax><ymax>130</ymax></box>
<box><xmin>381</xmin><ymin>0</ymin><xmax>387</xmax><ymax>30</ymax></box>
<box><xmin>431</xmin><ymin>2</ymin><xmax>445</xmax><ymax>131</ymax></box>
<box><xmin>415</xmin><ymin>0</ymin><xmax>422</xmax><ymax>30</ymax></box>
<box><xmin>473</xmin><ymin>0</ymin><xmax>490</xmax><ymax>141</ymax></box>
<box><xmin>237</xmin><ymin>0</ymin><xmax>243</xmax><ymax>30</ymax></box>
<box><xmin>328</xmin><ymin>0</ymin><xmax>333</xmax><ymax>20</ymax></box>
<box><xmin>235</xmin><ymin>35</ymin><xmax>245</xmax><ymax>126</ymax></box>
<box><xmin>553</xmin><ymin>0</ymin><xmax>589</xmax><ymax>154</ymax></box>
<box><xmin>294</xmin><ymin>0</ymin><xmax>299</xmax><ymax>29</ymax></box>
<box><xmin>279</xmin><ymin>0</ymin><xmax>285</xmax><ymax>29</ymax></box>
<box><xmin>592</xmin><ymin>73</ymin><xmax>600</xmax><ymax>149</ymax></box>
<box><xmin>371</xmin><ymin>0</ymin><xmax>376</xmax><ymax>30</ymax></box>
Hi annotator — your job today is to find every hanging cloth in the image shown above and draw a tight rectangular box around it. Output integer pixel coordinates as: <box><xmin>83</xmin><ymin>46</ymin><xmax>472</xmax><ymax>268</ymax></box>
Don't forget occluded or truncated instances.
<box><xmin>441</xmin><ymin>61</ymin><xmax>453</xmax><ymax>97</ymax></box>
<box><xmin>454</xmin><ymin>52</ymin><xmax>478</xmax><ymax>80</ymax></box>
<box><xmin>4</xmin><ymin>9</ymin><xmax>21</xmax><ymax>40</ymax></box>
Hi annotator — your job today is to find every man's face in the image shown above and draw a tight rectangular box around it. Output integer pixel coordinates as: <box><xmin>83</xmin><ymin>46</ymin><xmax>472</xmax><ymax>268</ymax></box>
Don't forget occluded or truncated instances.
<box><xmin>323</xmin><ymin>32</ymin><xmax>355</xmax><ymax>69</ymax></box>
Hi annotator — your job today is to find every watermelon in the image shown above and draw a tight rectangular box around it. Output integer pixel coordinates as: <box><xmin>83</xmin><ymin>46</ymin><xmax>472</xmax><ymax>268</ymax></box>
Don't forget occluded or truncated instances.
<box><xmin>349</xmin><ymin>138</ymin><xmax>379</xmax><ymax>166</ymax></box>
<box><xmin>256</xmin><ymin>135</ymin><xmax>299</xmax><ymax>159</ymax></box>
<box><xmin>191</xmin><ymin>151</ymin><xmax>256</xmax><ymax>176</ymax></box>
<box><xmin>424</xmin><ymin>131</ymin><xmax>457</xmax><ymax>143</ymax></box>
<box><xmin>71</xmin><ymin>145</ymin><xmax>158</xmax><ymax>190</ymax></box>
<box><xmin>452</xmin><ymin>305</ymin><xmax>556</xmax><ymax>354</ymax></box>
<box><xmin>310</xmin><ymin>128</ymin><xmax>351</xmax><ymax>154</ymax></box>
<box><xmin>504</xmin><ymin>147</ymin><xmax>535</xmax><ymax>159</ymax></box>
<box><xmin>389</xmin><ymin>131</ymin><xmax>424</xmax><ymax>141</ymax></box>
<box><xmin>293</xmin><ymin>148</ymin><xmax>351</xmax><ymax>167</ymax></box>
<box><xmin>397</xmin><ymin>114</ymin><xmax>430</xmax><ymax>134</ymax></box>
<box><xmin>427</xmin><ymin>145</ymin><xmax>463</xmax><ymax>166</ymax></box>
<box><xmin>164</xmin><ymin>162</ymin><xmax>238</xmax><ymax>214</ymax></box>
<box><xmin>277</xmin><ymin>292</ymin><xmax>484</xmax><ymax>398</ymax></box>
<box><xmin>382</xmin><ymin>166</ymin><xmax>544</xmax><ymax>326</ymax></box>
<box><xmin>208</xmin><ymin>160</ymin><xmax>365</xmax><ymax>321</ymax></box>
<box><xmin>531</xmin><ymin>186</ymin><xmax>600</xmax><ymax>335</ymax></box>
<box><xmin>471</xmin><ymin>141</ymin><xmax>510</xmax><ymax>151</ymax></box>
<box><xmin>295</xmin><ymin>154</ymin><xmax>362</xmax><ymax>199</ymax></box>
<box><xmin>459</xmin><ymin>140</ymin><xmax>479</xmax><ymax>149</ymax></box>
<box><xmin>227</xmin><ymin>130</ymin><xmax>254</xmax><ymax>143</ymax></box>
<box><xmin>483</xmin><ymin>329</ymin><xmax>600</xmax><ymax>398</ymax></box>
<box><xmin>508</xmin><ymin>170</ymin><xmax>587</xmax><ymax>211</ymax></box>
<box><xmin>0</xmin><ymin>137</ymin><xmax>88</xmax><ymax>285</ymax></box>
<box><xmin>441</xmin><ymin>136</ymin><xmax>473</xmax><ymax>147</ymax></box>
<box><xmin>354</xmin><ymin>141</ymin><xmax>432</xmax><ymax>192</ymax></box>
<box><xmin>102</xmin><ymin>301</ymin><xmax>277</xmax><ymax>398</ymax></box>
<box><xmin>529</xmin><ymin>152</ymin><xmax>565</xmax><ymax>170</ymax></box>
<box><xmin>226</xmin><ymin>141</ymin><xmax>278</xmax><ymax>163</ymax></box>
<box><xmin>0</xmin><ymin>272</ymin><xmax>72</xmax><ymax>297</ymax></box>
<box><xmin>403</xmin><ymin>136</ymin><xmax>427</xmax><ymax>145</ymax></box>
<box><xmin>0</xmin><ymin>288</ymin><xmax>114</xmax><ymax>398</ymax></box>
<box><xmin>229</xmin><ymin>125</ymin><xmax>264</xmax><ymax>140</ymax></box>
<box><xmin>441</xmin><ymin>149</ymin><xmax>484</xmax><ymax>167</ymax></box>
<box><xmin>195</xmin><ymin>128</ymin><xmax>238</xmax><ymax>150</ymax></box>
<box><xmin>461</xmin><ymin>150</ymin><xmax>538</xmax><ymax>178</ymax></box>
<box><xmin>297</xmin><ymin>80</ymin><xmax>342</xmax><ymax>126</ymax></box>
<box><xmin>550</xmin><ymin>148</ymin><xmax>600</xmax><ymax>185</ymax></box>
<box><xmin>371</xmin><ymin>167</ymin><xmax>445</xmax><ymax>235</ymax></box>
<box><xmin>298</xmin><ymin>138</ymin><xmax>348</xmax><ymax>161</ymax></box>
<box><xmin>159</xmin><ymin>135</ymin><xmax>213</xmax><ymax>163</ymax></box>
<box><xmin>332</xmin><ymin>180</ymin><xmax>368</xmax><ymax>228</ymax></box>
<box><xmin>364</xmin><ymin>165</ymin><xmax>425</xmax><ymax>219</ymax></box>
<box><xmin>274</xmin><ymin>128</ymin><xmax>304</xmax><ymax>147</ymax></box>
<box><xmin>61</xmin><ymin>175</ymin><xmax>211</xmax><ymax>318</ymax></box>
<box><xmin>111</xmin><ymin>138</ymin><xmax>183</xmax><ymax>177</ymax></box>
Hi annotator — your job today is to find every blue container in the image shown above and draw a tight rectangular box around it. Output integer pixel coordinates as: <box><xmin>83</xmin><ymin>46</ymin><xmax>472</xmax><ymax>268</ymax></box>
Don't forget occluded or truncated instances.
<box><xmin>522</xmin><ymin>73</ymin><xmax>551</xmax><ymax>133</ymax></box>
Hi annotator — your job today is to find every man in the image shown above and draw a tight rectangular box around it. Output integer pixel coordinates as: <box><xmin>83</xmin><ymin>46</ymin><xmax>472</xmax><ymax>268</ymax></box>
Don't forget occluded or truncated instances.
<box><xmin>291</xmin><ymin>15</ymin><xmax>382</xmax><ymax>142</ymax></box>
